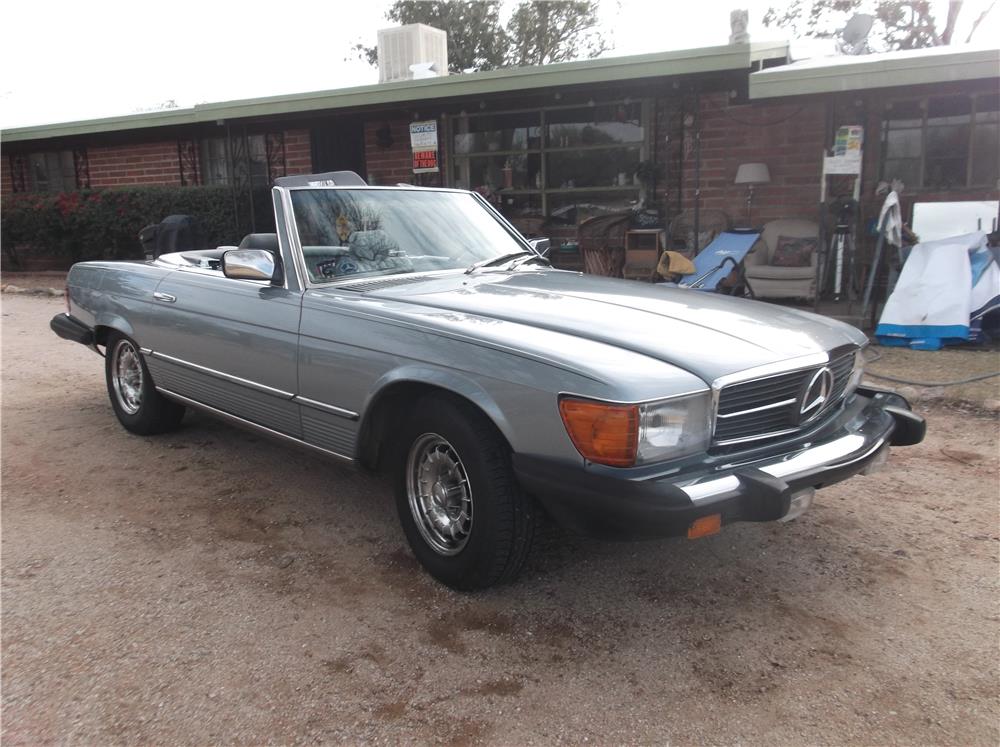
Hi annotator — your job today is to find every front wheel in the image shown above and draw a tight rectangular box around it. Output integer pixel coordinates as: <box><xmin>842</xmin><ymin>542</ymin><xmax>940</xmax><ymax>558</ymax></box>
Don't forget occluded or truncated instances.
<box><xmin>104</xmin><ymin>333</ymin><xmax>185</xmax><ymax>435</ymax></box>
<box><xmin>393</xmin><ymin>394</ymin><xmax>537</xmax><ymax>590</ymax></box>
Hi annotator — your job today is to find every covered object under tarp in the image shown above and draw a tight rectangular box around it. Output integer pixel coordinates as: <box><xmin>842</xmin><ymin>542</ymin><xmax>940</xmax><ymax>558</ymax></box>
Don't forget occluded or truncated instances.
<box><xmin>875</xmin><ymin>231</ymin><xmax>1000</xmax><ymax>350</ymax></box>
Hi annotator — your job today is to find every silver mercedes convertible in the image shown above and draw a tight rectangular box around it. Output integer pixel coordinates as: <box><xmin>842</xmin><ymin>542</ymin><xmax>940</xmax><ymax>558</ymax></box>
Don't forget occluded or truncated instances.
<box><xmin>51</xmin><ymin>171</ymin><xmax>925</xmax><ymax>590</ymax></box>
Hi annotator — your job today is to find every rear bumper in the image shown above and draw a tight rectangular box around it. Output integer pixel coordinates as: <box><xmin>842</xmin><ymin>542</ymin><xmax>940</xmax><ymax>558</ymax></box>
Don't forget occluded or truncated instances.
<box><xmin>514</xmin><ymin>389</ymin><xmax>925</xmax><ymax>540</ymax></box>
<box><xmin>50</xmin><ymin>313</ymin><xmax>94</xmax><ymax>346</ymax></box>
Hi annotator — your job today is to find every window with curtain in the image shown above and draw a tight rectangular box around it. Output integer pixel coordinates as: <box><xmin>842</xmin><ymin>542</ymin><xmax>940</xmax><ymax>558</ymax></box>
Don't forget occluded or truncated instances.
<box><xmin>200</xmin><ymin>134</ymin><xmax>271</xmax><ymax>187</ymax></box>
<box><xmin>28</xmin><ymin>151</ymin><xmax>76</xmax><ymax>192</ymax></box>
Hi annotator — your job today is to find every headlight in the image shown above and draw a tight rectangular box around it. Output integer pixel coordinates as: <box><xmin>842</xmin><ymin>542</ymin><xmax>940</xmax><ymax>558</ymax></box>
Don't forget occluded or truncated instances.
<box><xmin>847</xmin><ymin>347</ymin><xmax>866</xmax><ymax>396</ymax></box>
<box><xmin>558</xmin><ymin>392</ymin><xmax>711</xmax><ymax>467</ymax></box>
<box><xmin>637</xmin><ymin>393</ymin><xmax>712</xmax><ymax>464</ymax></box>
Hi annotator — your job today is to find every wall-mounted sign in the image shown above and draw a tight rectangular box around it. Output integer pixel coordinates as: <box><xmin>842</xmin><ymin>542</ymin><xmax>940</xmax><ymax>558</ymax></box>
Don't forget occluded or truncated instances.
<box><xmin>823</xmin><ymin>124</ymin><xmax>864</xmax><ymax>177</ymax></box>
<box><xmin>833</xmin><ymin>125</ymin><xmax>864</xmax><ymax>157</ymax></box>
<box><xmin>409</xmin><ymin>120</ymin><xmax>439</xmax><ymax>173</ymax></box>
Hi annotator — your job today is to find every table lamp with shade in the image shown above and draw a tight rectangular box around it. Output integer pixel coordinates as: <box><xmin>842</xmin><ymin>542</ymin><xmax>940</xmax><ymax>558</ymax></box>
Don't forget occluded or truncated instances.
<box><xmin>734</xmin><ymin>162</ymin><xmax>770</xmax><ymax>227</ymax></box>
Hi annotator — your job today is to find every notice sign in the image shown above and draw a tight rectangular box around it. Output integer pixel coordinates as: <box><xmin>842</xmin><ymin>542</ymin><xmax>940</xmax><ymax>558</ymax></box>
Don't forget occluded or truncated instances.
<box><xmin>409</xmin><ymin>120</ymin><xmax>439</xmax><ymax>173</ymax></box>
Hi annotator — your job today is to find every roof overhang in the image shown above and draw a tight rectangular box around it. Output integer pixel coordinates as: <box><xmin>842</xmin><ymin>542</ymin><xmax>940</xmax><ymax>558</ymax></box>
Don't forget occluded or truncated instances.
<box><xmin>749</xmin><ymin>44</ymin><xmax>1000</xmax><ymax>100</ymax></box>
<box><xmin>2</xmin><ymin>42</ymin><xmax>788</xmax><ymax>144</ymax></box>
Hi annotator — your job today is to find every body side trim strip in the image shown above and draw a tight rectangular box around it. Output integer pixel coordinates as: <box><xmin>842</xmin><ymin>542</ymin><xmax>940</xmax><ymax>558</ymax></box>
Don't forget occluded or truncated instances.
<box><xmin>155</xmin><ymin>387</ymin><xmax>355</xmax><ymax>464</ymax></box>
<box><xmin>294</xmin><ymin>395</ymin><xmax>360</xmax><ymax>420</ymax></box>
<box><xmin>149</xmin><ymin>351</ymin><xmax>295</xmax><ymax>399</ymax></box>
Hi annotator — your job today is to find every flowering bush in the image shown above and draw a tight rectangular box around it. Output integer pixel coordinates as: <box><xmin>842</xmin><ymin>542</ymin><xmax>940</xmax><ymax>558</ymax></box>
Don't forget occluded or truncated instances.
<box><xmin>1</xmin><ymin>186</ymin><xmax>272</xmax><ymax>269</ymax></box>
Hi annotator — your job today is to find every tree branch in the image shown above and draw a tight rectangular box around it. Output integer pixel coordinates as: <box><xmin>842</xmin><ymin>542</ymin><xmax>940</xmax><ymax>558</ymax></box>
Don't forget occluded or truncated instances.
<box><xmin>965</xmin><ymin>0</ymin><xmax>997</xmax><ymax>42</ymax></box>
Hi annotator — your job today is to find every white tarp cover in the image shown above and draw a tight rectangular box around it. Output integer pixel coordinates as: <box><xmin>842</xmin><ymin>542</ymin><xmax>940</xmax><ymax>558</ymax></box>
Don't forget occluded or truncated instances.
<box><xmin>875</xmin><ymin>231</ymin><xmax>998</xmax><ymax>350</ymax></box>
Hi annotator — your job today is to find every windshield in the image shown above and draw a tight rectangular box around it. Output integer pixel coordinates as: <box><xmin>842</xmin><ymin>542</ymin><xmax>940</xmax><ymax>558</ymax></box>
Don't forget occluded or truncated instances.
<box><xmin>289</xmin><ymin>188</ymin><xmax>529</xmax><ymax>283</ymax></box>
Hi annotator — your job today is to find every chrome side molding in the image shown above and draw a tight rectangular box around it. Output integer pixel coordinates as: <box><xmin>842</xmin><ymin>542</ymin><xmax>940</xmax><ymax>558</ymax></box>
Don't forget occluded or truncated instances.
<box><xmin>149</xmin><ymin>351</ymin><xmax>295</xmax><ymax>399</ymax></box>
<box><xmin>146</xmin><ymin>349</ymin><xmax>359</xmax><ymax>420</ymax></box>
<box><xmin>294</xmin><ymin>396</ymin><xmax>359</xmax><ymax>421</ymax></box>
<box><xmin>156</xmin><ymin>387</ymin><xmax>354</xmax><ymax>464</ymax></box>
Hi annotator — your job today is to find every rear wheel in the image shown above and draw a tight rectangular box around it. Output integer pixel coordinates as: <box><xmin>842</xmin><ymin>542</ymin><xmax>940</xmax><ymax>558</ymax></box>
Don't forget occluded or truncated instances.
<box><xmin>393</xmin><ymin>394</ymin><xmax>536</xmax><ymax>590</ymax></box>
<box><xmin>104</xmin><ymin>333</ymin><xmax>185</xmax><ymax>435</ymax></box>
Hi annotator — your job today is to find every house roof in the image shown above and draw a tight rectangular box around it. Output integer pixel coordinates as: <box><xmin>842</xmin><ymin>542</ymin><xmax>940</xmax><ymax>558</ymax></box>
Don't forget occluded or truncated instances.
<box><xmin>2</xmin><ymin>42</ymin><xmax>788</xmax><ymax>144</ymax></box>
<box><xmin>749</xmin><ymin>43</ymin><xmax>1000</xmax><ymax>99</ymax></box>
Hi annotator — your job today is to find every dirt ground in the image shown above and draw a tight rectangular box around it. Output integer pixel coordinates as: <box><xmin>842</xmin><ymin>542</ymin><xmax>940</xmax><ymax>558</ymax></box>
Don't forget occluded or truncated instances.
<box><xmin>2</xmin><ymin>293</ymin><xmax>999</xmax><ymax>745</ymax></box>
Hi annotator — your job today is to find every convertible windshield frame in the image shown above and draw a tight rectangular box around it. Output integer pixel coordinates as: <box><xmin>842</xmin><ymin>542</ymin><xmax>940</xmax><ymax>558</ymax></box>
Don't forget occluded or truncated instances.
<box><xmin>278</xmin><ymin>185</ymin><xmax>537</xmax><ymax>289</ymax></box>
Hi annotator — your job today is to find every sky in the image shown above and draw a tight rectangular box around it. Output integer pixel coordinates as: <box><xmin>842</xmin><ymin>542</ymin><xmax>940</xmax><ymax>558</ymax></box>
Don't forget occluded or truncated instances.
<box><xmin>1</xmin><ymin>0</ymin><xmax>998</xmax><ymax>129</ymax></box>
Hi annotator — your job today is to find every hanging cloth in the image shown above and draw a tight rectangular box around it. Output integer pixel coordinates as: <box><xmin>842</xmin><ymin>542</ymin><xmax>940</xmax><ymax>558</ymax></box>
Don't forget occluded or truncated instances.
<box><xmin>878</xmin><ymin>190</ymin><xmax>903</xmax><ymax>248</ymax></box>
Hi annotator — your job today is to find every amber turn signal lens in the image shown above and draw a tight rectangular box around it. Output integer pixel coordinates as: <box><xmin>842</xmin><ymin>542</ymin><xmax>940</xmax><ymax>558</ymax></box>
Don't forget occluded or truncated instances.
<box><xmin>687</xmin><ymin>514</ymin><xmax>722</xmax><ymax>539</ymax></box>
<box><xmin>558</xmin><ymin>398</ymin><xmax>639</xmax><ymax>467</ymax></box>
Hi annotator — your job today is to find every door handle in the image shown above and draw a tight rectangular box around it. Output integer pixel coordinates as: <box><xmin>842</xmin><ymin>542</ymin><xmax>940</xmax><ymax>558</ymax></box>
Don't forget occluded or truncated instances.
<box><xmin>153</xmin><ymin>292</ymin><xmax>176</xmax><ymax>303</ymax></box>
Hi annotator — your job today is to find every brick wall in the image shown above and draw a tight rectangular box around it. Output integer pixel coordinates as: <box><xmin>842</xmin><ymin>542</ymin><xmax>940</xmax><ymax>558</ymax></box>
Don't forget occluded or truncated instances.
<box><xmin>1</xmin><ymin>156</ymin><xmax>13</xmax><ymax>197</ymax></box>
<box><xmin>363</xmin><ymin>118</ymin><xmax>444</xmax><ymax>187</ymax></box>
<box><xmin>363</xmin><ymin>119</ymin><xmax>414</xmax><ymax>185</ymax></box>
<box><xmin>682</xmin><ymin>92</ymin><xmax>828</xmax><ymax>227</ymax></box>
<box><xmin>88</xmin><ymin>141</ymin><xmax>182</xmax><ymax>188</ymax></box>
<box><xmin>283</xmin><ymin>128</ymin><xmax>312</xmax><ymax>175</ymax></box>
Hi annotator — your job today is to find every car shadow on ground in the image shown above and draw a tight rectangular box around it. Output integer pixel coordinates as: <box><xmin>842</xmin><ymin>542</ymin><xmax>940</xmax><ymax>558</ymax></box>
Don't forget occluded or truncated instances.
<box><xmin>154</xmin><ymin>409</ymin><xmax>884</xmax><ymax>645</ymax></box>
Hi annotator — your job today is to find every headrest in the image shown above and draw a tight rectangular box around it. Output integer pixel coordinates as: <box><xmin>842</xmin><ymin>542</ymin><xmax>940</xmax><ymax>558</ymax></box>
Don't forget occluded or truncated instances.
<box><xmin>348</xmin><ymin>230</ymin><xmax>399</xmax><ymax>261</ymax></box>
<box><xmin>238</xmin><ymin>233</ymin><xmax>279</xmax><ymax>253</ymax></box>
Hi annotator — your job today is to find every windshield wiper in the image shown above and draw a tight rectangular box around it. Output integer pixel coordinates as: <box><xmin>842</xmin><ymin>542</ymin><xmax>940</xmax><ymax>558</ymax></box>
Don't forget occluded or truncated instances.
<box><xmin>464</xmin><ymin>251</ymin><xmax>532</xmax><ymax>274</ymax></box>
<box><xmin>506</xmin><ymin>253</ymin><xmax>549</xmax><ymax>270</ymax></box>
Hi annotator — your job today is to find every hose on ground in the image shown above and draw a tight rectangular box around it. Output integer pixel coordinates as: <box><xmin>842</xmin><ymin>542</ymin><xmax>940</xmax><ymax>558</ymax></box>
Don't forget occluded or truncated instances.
<box><xmin>863</xmin><ymin>348</ymin><xmax>1000</xmax><ymax>388</ymax></box>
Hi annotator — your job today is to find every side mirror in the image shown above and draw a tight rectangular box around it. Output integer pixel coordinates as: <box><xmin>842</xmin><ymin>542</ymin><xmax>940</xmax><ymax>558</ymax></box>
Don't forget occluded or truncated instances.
<box><xmin>527</xmin><ymin>237</ymin><xmax>551</xmax><ymax>257</ymax></box>
<box><xmin>222</xmin><ymin>249</ymin><xmax>281</xmax><ymax>283</ymax></box>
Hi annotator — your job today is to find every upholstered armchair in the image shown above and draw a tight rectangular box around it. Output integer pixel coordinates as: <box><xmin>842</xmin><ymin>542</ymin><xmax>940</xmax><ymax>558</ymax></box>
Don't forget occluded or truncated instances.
<box><xmin>744</xmin><ymin>218</ymin><xmax>821</xmax><ymax>300</ymax></box>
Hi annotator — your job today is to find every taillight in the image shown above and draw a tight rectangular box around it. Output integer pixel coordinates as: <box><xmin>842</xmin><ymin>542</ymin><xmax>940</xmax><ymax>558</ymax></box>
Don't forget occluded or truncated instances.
<box><xmin>558</xmin><ymin>398</ymin><xmax>638</xmax><ymax>467</ymax></box>
<box><xmin>65</xmin><ymin>285</ymin><xmax>70</xmax><ymax>314</ymax></box>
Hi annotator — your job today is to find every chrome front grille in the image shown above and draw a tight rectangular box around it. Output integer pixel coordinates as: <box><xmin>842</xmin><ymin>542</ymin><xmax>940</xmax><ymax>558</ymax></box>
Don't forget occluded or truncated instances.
<box><xmin>712</xmin><ymin>349</ymin><xmax>856</xmax><ymax>450</ymax></box>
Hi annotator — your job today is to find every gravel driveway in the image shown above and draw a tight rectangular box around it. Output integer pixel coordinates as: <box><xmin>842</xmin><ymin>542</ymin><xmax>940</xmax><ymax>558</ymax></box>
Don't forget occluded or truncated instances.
<box><xmin>3</xmin><ymin>294</ymin><xmax>998</xmax><ymax>745</ymax></box>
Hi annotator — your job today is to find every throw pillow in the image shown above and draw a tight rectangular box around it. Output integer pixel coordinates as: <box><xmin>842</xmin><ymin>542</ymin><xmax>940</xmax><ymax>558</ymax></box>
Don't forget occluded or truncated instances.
<box><xmin>772</xmin><ymin>235</ymin><xmax>816</xmax><ymax>267</ymax></box>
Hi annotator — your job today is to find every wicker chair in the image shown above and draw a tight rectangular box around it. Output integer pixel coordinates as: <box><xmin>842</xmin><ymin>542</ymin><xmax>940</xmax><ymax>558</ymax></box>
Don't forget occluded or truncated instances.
<box><xmin>578</xmin><ymin>213</ymin><xmax>631</xmax><ymax>278</ymax></box>
<box><xmin>663</xmin><ymin>209</ymin><xmax>732</xmax><ymax>257</ymax></box>
<box><xmin>510</xmin><ymin>217</ymin><xmax>547</xmax><ymax>238</ymax></box>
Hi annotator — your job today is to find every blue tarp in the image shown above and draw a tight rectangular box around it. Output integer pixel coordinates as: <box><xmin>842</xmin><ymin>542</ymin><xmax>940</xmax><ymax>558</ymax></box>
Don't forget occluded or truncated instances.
<box><xmin>875</xmin><ymin>232</ymin><xmax>998</xmax><ymax>350</ymax></box>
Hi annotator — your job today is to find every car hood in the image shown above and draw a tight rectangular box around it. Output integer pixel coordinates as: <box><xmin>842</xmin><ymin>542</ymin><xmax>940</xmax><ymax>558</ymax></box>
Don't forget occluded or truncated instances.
<box><xmin>336</xmin><ymin>269</ymin><xmax>866</xmax><ymax>383</ymax></box>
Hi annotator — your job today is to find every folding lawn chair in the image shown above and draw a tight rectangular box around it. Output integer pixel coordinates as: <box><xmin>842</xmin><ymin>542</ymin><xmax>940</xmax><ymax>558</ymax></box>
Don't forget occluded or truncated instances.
<box><xmin>669</xmin><ymin>230</ymin><xmax>761</xmax><ymax>296</ymax></box>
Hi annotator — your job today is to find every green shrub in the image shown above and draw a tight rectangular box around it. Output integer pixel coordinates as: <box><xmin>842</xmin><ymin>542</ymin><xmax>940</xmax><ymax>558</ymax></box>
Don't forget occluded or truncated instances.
<box><xmin>1</xmin><ymin>185</ymin><xmax>275</xmax><ymax>269</ymax></box>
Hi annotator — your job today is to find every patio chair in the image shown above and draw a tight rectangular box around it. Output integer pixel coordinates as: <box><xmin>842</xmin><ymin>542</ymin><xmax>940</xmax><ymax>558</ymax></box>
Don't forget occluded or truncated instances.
<box><xmin>744</xmin><ymin>218</ymin><xmax>821</xmax><ymax>300</ymax></box>
<box><xmin>578</xmin><ymin>213</ymin><xmax>630</xmax><ymax>278</ymax></box>
<box><xmin>510</xmin><ymin>216</ymin><xmax>547</xmax><ymax>239</ymax></box>
<box><xmin>660</xmin><ymin>230</ymin><xmax>761</xmax><ymax>294</ymax></box>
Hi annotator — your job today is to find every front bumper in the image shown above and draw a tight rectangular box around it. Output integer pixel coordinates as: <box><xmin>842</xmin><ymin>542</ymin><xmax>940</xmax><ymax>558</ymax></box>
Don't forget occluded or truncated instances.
<box><xmin>514</xmin><ymin>388</ymin><xmax>925</xmax><ymax>540</ymax></box>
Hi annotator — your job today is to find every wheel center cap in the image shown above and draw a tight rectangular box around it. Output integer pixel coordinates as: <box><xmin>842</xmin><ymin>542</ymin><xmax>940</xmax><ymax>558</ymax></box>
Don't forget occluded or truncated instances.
<box><xmin>431</xmin><ymin>481</ymin><xmax>449</xmax><ymax>506</ymax></box>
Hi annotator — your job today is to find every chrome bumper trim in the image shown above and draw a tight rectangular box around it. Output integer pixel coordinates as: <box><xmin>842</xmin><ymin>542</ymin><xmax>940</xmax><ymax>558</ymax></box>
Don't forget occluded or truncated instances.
<box><xmin>682</xmin><ymin>433</ymin><xmax>884</xmax><ymax>505</ymax></box>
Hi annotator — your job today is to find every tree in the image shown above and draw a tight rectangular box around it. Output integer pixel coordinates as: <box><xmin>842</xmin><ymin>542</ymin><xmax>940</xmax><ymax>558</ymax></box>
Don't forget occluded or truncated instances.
<box><xmin>504</xmin><ymin>1</ymin><xmax>609</xmax><ymax>66</ymax></box>
<box><xmin>762</xmin><ymin>0</ymin><xmax>971</xmax><ymax>50</ymax></box>
<box><xmin>133</xmin><ymin>99</ymin><xmax>180</xmax><ymax>113</ymax></box>
<box><xmin>355</xmin><ymin>0</ymin><xmax>608</xmax><ymax>73</ymax></box>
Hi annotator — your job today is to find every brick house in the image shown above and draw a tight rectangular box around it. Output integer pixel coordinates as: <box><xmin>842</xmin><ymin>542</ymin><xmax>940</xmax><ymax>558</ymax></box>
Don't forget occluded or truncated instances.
<box><xmin>2</xmin><ymin>42</ymin><xmax>997</xmax><ymax>270</ymax></box>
